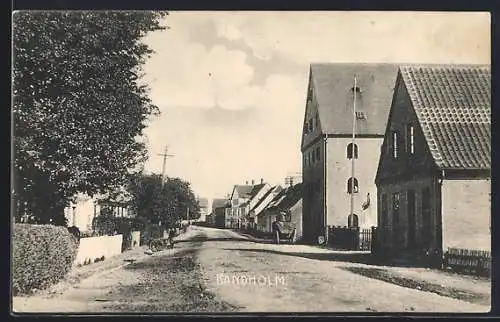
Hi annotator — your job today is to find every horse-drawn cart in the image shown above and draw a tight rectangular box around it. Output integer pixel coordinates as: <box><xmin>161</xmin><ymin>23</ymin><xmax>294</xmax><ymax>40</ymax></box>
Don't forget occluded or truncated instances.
<box><xmin>272</xmin><ymin>212</ymin><xmax>297</xmax><ymax>244</ymax></box>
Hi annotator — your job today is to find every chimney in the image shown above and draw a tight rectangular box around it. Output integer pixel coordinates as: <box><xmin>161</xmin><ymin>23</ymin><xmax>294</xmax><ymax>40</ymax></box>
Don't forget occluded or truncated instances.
<box><xmin>251</xmin><ymin>179</ymin><xmax>255</xmax><ymax>185</ymax></box>
<box><xmin>260</xmin><ymin>178</ymin><xmax>264</xmax><ymax>184</ymax></box>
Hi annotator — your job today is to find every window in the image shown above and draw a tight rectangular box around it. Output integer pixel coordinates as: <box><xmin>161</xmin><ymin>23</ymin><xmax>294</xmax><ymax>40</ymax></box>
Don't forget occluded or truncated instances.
<box><xmin>355</xmin><ymin>111</ymin><xmax>367</xmax><ymax>120</ymax></box>
<box><xmin>406</xmin><ymin>125</ymin><xmax>415</xmax><ymax>154</ymax></box>
<box><xmin>392</xmin><ymin>131</ymin><xmax>398</xmax><ymax>159</ymax></box>
<box><xmin>315</xmin><ymin>147</ymin><xmax>320</xmax><ymax>162</ymax></box>
<box><xmin>315</xmin><ymin>114</ymin><xmax>319</xmax><ymax>128</ymax></box>
<box><xmin>311</xmin><ymin>150</ymin><xmax>315</xmax><ymax>163</ymax></box>
<box><xmin>347</xmin><ymin>143</ymin><xmax>358</xmax><ymax>159</ymax></box>
<box><xmin>309</xmin><ymin>119</ymin><xmax>313</xmax><ymax>132</ymax></box>
<box><xmin>347</xmin><ymin>177</ymin><xmax>359</xmax><ymax>194</ymax></box>
<box><xmin>348</xmin><ymin>213</ymin><xmax>359</xmax><ymax>228</ymax></box>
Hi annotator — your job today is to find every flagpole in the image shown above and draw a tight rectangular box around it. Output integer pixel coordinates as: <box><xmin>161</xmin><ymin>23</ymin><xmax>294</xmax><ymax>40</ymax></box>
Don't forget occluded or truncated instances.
<box><xmin>350</xmin><ymin>75</ymin><xmax>357</xmax><ymax>226</ymax></box>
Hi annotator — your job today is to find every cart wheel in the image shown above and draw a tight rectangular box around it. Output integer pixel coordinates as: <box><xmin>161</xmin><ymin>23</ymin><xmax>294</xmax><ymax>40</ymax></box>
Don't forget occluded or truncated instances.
<box><xmin>275</xmin><ymin>230</ymin><xmax>280</xmax><ymax>244</ymax></box>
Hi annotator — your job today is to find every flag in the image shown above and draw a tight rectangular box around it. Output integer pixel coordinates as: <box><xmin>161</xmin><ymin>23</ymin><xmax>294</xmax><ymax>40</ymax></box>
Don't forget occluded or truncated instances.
<box><xmin>362</xmin><ymin>193</ymin><xmax>370</xmax><ymax>210</ymax></box>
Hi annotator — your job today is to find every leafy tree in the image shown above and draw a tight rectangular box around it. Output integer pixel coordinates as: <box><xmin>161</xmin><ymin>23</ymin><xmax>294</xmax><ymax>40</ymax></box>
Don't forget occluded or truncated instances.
<box><xmin>12</xmin><ymin>11</ymin><xmax>167</xmax><ymax>224</ymax></box>
<box><xmin>128</xmin><ymin>174</ymin><xmax>200</xmax><ymax>228</ymax></box>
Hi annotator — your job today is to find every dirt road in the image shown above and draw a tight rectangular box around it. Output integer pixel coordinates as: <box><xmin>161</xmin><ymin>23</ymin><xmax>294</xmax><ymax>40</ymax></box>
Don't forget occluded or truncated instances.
<box><xmin>13</xmin><ymin>226</ymin><xmax>490</xmax><ymax>313</ymax></box>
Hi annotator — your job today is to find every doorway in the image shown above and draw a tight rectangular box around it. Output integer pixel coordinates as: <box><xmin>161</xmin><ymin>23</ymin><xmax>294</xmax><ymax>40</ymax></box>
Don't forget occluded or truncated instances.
<box><xmin>407</xmin><ymin>190</ymin><xmax>416</xmax><ymax>249</ymax></box>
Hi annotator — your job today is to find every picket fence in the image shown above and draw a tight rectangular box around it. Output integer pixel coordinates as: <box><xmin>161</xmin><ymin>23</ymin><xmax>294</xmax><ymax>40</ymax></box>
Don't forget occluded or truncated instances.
<box><xmin>443</xmin><ymin>248</ymin><xmax>491</xmax><ymax>277</ymax></box>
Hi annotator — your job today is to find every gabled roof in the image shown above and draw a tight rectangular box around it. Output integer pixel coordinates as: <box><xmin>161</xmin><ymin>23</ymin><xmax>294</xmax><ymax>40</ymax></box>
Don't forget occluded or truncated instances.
<box><xmin>212</xmin><ymin>198</ymin><xmax>229</xmax><ymax>209</ymax></box>
<box><xmin>249</xmin><ymin>183</ymin><xmax>267</xmax><ymax>198</ymax></box>
<box><xmin>232</xmin><ymin>185</ymin><xmax>254</xmax><ymax>199</ymax></box>
<box><xmin>266</xmin><ymin>183</ymin><xmax>303</xmax><ymax>212</ymax></box>
<box><xmin>400</xmin><ymin>64</ymin><xmax>491</xmax><ymax>170</ymax></box>
<box><xmin>309</xmin><ymin>63</ymin><xmax>399</xmax><ymax>136</ymax></box>
<box><xmin>250</xmin><ymin>185</ymin><xmax>281</xmax><ymax>214</ymax></box>
<box><xmin>275</xmin><ymin>183</ymin><xmax>303</xmax><ymax>211</ymax></box>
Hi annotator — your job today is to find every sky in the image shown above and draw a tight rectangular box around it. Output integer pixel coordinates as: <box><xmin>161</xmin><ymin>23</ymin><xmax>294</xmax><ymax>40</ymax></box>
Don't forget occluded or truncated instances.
<box><xmin>139</xmin><ymin>11</ymin><xmax>490</xmax><ymax>202</ymax></box>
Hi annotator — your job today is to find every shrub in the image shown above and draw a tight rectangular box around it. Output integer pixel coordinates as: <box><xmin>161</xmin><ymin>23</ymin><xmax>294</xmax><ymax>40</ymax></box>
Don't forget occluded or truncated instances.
<box><xmin>12</xmin><ymin>224</ymin><xmax>78</xmax><ymax>295</ymax></box>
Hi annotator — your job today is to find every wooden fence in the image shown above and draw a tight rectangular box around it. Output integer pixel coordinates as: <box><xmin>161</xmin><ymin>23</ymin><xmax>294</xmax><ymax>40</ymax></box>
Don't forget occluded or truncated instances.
<box><xmin>443</xmin><ymin>248</ymin><xmax>491</xmax><ymax>277</ymax></box>
<box><xmin>327</xmin><ymin>226</ymin><xmax>375</xmax><ymax>251</ymax></box>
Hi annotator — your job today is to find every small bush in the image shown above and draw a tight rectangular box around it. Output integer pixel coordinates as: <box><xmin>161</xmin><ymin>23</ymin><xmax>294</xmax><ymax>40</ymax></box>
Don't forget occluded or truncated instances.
<box><xmin>12</xmin><ymin>224</ymin><xmax>79</xmax><ymax>295</ymax></box>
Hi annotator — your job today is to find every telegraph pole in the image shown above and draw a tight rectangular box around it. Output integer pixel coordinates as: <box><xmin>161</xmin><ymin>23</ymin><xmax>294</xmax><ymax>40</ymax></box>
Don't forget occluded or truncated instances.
<box><xmin>157</xmin><ymin>145</ymin><xmax>175</xmax><ymax>186</ymax></box>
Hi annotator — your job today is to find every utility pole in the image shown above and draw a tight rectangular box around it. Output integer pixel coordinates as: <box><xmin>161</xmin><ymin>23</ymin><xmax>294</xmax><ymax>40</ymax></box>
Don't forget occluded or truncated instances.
<box><xmin>157</xmin><ymin>145</ymin><xmax>175</xmax><ymax>186</ymax></box>
<box><xmin>350</xmin><ymin>75</ymin><xmax>357</xmax><ymax>227</ymax></box>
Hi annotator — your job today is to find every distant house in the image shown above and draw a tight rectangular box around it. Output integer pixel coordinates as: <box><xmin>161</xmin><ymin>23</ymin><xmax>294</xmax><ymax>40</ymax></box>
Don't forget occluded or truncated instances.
<box><xmin>375</xmin><ymin>65</ymin><xmax>491</xmax><ymax>260</ymax></box>
<box><xmin>64</xmin><ymin>190</ymin><xmax>131</xmax><ymax>232</ymax></box>
<box><xmin>258</xmin><ymin>183</ymin><xmax>303</xmax><ymax>241</ymax></box>
<box><xmin>249</xmin><ymin>185</ymin><xmax>283</xmax><ymax>230</ymax></box>
<box><xmin>211</xmin><ymin>198</ymin><xmax>229</xmax><ymax>228</ymax></box>
<box><xmin>301</xmin><ymin>63</ymin><xmax>399</xmax><ymax>244</ymax></box>
<box><xmin>225</xmin><ymin>179</ymin><xmax>272</xmax><ymax>229</ymax></box>
<box><xmin>196</xmin><ymin>198</ymin><xmax>209</xmax><ymax>222</ymax></box>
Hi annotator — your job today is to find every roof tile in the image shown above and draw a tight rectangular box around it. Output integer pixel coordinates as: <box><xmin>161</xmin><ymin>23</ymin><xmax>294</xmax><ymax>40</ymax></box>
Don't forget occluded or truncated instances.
<box><xmin>400</xmin><ymin>64</ymin><xmax>491</xmax><ymax>170</ymax></box>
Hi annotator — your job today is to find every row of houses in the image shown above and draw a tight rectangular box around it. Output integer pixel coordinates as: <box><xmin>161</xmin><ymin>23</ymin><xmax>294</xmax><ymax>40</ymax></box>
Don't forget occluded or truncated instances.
<box><xmin>301</xmin><ymin>63</ymin><xmax>491</xmax><ymax>257</ymax></box>
<box><xmin>206</xmin><ymin>179</ymin><xmax>304</xmax><ymax>240</ymax></box>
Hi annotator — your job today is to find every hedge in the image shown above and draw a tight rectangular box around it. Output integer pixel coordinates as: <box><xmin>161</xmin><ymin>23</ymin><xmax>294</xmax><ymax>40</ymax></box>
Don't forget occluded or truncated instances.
<box><xmin>12</xmin><ymin>224</ymin><xmax>79</xmax><ymax>295</ymax></box>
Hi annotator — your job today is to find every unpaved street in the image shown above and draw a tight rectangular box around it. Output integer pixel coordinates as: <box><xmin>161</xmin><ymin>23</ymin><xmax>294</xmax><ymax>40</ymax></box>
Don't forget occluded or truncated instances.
<box><xmin>13</xmin><ymin>226</ymin><xmax>490</xmax><ymax>313</ymax></box>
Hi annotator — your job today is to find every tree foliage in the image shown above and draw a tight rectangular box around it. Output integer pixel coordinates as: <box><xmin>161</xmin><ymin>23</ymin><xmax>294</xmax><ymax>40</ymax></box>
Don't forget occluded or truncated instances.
<box><xmin>128</xmin><ymin>174</ymin><xmax>201</xmax><ymax>228</ymax></box>
<box><xmin>12</xmin><ymin>11</ymin><xmax>167</xmax><ymax>224</ymax></box>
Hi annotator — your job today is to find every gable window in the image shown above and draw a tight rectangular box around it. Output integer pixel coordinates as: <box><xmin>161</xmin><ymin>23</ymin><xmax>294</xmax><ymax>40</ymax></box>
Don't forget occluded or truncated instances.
<box><xmin>355</xmin><ymin>111</ymin><xmax>367</xmax><ymax>120</ymax></box>
<box><xmin>406</xmin><ymin>124</ymin><xmax>415</xmax><ymax>154</ymax></box>
<box><xmin>347</xmin><ymin>143</ymin><xmax>358</xmax><ymax>159</ymax></box>
<box><xmin>392</xmin><ymin>131</ymin><xmax>398</xmax><ymax>159</ymax></box>
<box><xmin>315</xmin><ymin>114</ymin><xmax>319</xmax><ymax>128</ymax></box>
<box><xmin>347</xmin><ymin>177</ymin><xmax>359</xmax><ymax>194</ymax></box>
<box><xmin>309</xmin><ymin>119</ymin><xmax>313</xmax><ymax>132</ymax></box>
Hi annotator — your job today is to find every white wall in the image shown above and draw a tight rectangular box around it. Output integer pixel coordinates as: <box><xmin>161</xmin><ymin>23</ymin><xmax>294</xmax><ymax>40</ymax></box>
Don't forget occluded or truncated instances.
<box><xmin>74</xmin><ymin>234</ymin><xmax>123</xmax><ymax>265</ymax></box>
<box><xmin>326</xmin><ymin>137</ymin><xmax>382</xmax><ymax>228</ymax></box>
<box><xmin>441</xmin><ymin>179</ymin><xmax>491</xmax><ymax>251</ymax></box>
<box><xmin>64</xmin><ymin>194</ymin><xmax>99</xmax><ymax>232</ymax></box>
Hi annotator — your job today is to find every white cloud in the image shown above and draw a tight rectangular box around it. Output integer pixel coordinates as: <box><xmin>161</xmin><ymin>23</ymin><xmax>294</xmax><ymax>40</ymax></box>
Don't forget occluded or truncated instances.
<box><xmin>212</xmin><ymin>11</ymin><xmax>490</xmax><ymax>65</ymax></box>
<box><xmin>140</xmin><ymin>11</ymin><xmax>490</xmax><ymax>200</ymax></box>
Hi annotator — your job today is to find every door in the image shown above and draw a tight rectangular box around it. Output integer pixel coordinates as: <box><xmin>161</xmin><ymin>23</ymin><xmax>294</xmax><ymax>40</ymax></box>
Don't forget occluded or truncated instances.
<box><xmin>392</xmin><ymin>192</ymin><xmax>401</xmax><ymax>249</ymax></box>
<box><xmin>407</xmin><ymin>190</ymin><xmax>416</xmax><ymax>249</ymax></box>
